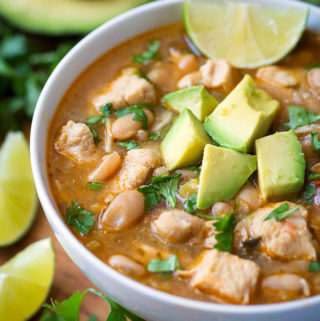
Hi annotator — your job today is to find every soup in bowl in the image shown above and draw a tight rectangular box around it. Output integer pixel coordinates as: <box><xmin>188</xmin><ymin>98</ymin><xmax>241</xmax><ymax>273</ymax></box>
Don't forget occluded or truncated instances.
<box><xmin>31</xmin><ymin>0</ymin><xmax>320</xmax><ymax>320</ymax></box>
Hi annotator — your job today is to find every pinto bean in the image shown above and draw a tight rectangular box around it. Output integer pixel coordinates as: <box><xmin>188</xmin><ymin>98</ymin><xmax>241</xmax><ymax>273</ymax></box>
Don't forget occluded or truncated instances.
<box><xmin>235</xmin><ymin>183</ymin><xmax>260</xmax><ymax>213</ymax></box>
<box><xmin>177</xmin><ymin>54</ymin><xmax>199</xmax><ymax>73</ymax></box>
<box><xmin>88</xmin><ymin>151</ymin><xmax>121</xmax><ymax>182</ymax></box>
<box><xmin>211</xmin><ymin>202</ymin><xmax>233</xmax><ymax>217</ymax></box>
<box><xmin>111</xmin><ymin>109</ymin><xmax>154</xmax><ymax>140</ymax></box>
<box><xmin>108</xmin><ymin>254</ymin><xmax>146</xmax><ymax>277</ymax></box>
<box><xmin>101</xmin><ymin>190</ymin><xmax>145</xmax><ymax>231</ymax></box>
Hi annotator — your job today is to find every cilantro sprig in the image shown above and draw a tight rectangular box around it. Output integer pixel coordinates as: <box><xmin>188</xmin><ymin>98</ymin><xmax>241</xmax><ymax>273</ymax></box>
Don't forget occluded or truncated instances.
<box><xmin>65</xmin><ymin>200</ymin><xmax>94</xmax><ymax>235</ymax></box>
<box><xmin>87</xmin><ymin>103</ymin><xmax>112</xmax><ymax>125</ymax></box>
<box><xmin>305</xmin><ymin>183</ymin><xmax>316</xmax><ymax>204</ymax></box>
<box><xmin>132</xmin><ymin>40</ymin><xmax>161</xmax><ymax>63</ymax></box>
<box><xmin>116</xmin><ymin>139</ymin><xmax>140</xmax><ymax>151</ymax></box>
<box><xmin>86</xmin><ymin>182</ymin><xmax>104</xmax><ymax>191</ymax></box>
<box><xmin>263</xmin><ymin>203</ymin><xmax>302</xmax><ymax>221</ymax></box>
<box><xmin>137</xmin><ymin>174</ymin><xmax>181</xmax><ymax>211</ymax></box>
<box><xmin>88</xmin><ymin>125</ymin><xmax>102</xmax><ymax>145</ymax></box>
<box><xmin>147</xmin><ymin>254</ymin><xmax>181</xmax><ymax>273</ymax></box>
<box><xmin>308</xmin><ymin>172</ymin><xmax>320</xmax><ymax>180</ymax></box>
<box><xmin>41</xmin><ymin>288</ymin><xmax>145</xmax><ymax>321</ymax></box>
<box><xmin>134</xmin><ymin>71</ymin><xmax>149</xmax><ymax>81</ymax></box>
<box><xmin>309</xmin><ymin>252</ymin><xmax>320</xmax><ymax>272</ymax></box>
<box><xmin>306</xmin><ymin>63</ymin><xmax>320</xmax><ymax>71</ymax></box>
<box><xmin>284</xmin><ymin>105</ymin><xmax>320</xmax><ymax>130</ymax></box>
<box><xmin>311</xmin><ymin>132</ymin><xmax>320</xmax><ymax>153</ymax></box>
<box><xmin>149</xmin><ymin>132</ymin><xmax>160</xmax><ymax>141</ymax></box>
<box><xmin>184</xmin><ymin>193</ymin><xmax>197</xmax><ymax>214</ymax></box>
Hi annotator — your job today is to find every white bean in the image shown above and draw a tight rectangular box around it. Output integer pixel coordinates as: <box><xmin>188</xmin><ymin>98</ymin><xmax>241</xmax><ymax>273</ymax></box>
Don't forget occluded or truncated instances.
<box><xmin>108</xmin><ymin>254</ymin><xmax>146</xmax><ymax>277</ymax></box>
<box><xmin>212</xmin><ymin>202</ymin><xmax>233</xmax><ymax>217</ymax></box>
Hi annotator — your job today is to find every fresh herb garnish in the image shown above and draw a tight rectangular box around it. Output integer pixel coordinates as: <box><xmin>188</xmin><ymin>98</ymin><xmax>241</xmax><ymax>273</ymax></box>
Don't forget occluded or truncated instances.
<box><xmin>114</xmin><ymin>104</ymin><xmax>152</xmax><ymax>129</ymax></box>
<box><xmin>305</xmin><ymin>183</ymin><xmax>316</xmax><ymax>204</ymax></box>
<box><xmin>180</xmin><ymin>165</ymin><xmax>201</xmax><ymax>172</ymax></box>
<box><xmin>86</xmin><ymin>182</ymin><xmax>104</xmax><ymax>191</ymax></box>
<box><xmin>65</xmin><ymin>200</ymin><xmax>94</xmax><ymax>235</ymax></box>
<box><xmin>87</xmin><ymin>103</ymin><xmax>112</xmax><ymax>125</ymax></box>
<box><xmin>149</xmin><ymin>132</ymin><xmax>160</xmax><ymax>141</ymax></box>
<box><xmin>116</xmin><ymin>139</ymin><xmax>140</xmax><ymax>151</ymax></box>
<box><xmin>40</xmin><ymin>288</ymin><xmax>145</xmax><ymax>321</ymax></box>
<box><xmin>306</xmin><ymin>63</ymin><xmax>320</xmax><ymax>71</ymax></box>
<box><xmin>311</xmin><ymin>132</ymin><xmax>320</xmax><ymax>152</ymax></box>
<box><xmin>213</xmin><ymin>212</ymin><xmax>236</xmax><ymax>253</ymax></box>
<box><xmin>134</xmin><ymin>71</ymin><xmax>150</xmax><ymax>81</ymax></box>
<box><xmin>308</xmin><ymin>172</ymin><xmax>320</xmax><ymax>180</ymax></box>
<box><xmin>132</xmin><ymin>40</ymin><xmax>161</xmax><ymax>63</ymax></box>
<box><xmin>184</xmin><ymin>193</ymin><xmax>197</xmax><ymax>214</ymax></box>
<box><xmin>196</xmin><ymin>213</ymin><xmax>216</xmax><ymax>220</ymax></box>
<box><xmin>264</xmin><ymin>203</ymin><xmax>302</xmax><ymax>221</ymax></box>
<box><xmin>88</xmin><ymin>125</ymin><xmax>102</xmax><ymax>144</ymax></box>
<box><xmin>137</xmin><ymin>174</ymin><xmax>181</xmax><ymax>211</ymax></box>
<box><xmin>147</xmin><ymin>254</ymin><xmax>181</xmax><ymax>273</ymax></box>
<box><xmin>284</xmin><ymin>105</ymin><xmax>320</xmax><ymax>129</ymax></box>
<box><xmin>308</xmin><ymin>252</ymin><xmax>320</xmax><ymax>272</ymax></box>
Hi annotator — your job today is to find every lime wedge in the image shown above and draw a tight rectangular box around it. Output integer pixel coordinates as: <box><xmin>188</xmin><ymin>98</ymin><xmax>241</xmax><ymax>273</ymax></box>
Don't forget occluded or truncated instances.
<box><xmin>183</xmin><ymin>1</ymin><xmax>309</xmax><ymax>68</ymax></box>
<box><xmin>0</xmin><ymin>238</ymin><xmax>55</xmax><ymax>320</ymax></box>
<box><xmin>0</xmin><ymin>132</ymin><xmax>38</xmax><ymax>246</ymax></box>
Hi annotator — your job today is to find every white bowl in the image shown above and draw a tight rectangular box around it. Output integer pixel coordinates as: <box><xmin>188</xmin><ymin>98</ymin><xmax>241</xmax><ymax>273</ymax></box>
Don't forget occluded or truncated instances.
<box><xmin>31</xmin><ymin>1</ymin><xmax>320</xmax><ymax>320</ymax></box>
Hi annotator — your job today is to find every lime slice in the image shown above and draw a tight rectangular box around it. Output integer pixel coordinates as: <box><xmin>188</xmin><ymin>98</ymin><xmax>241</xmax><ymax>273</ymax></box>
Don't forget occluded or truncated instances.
<box><xmin>183</xmin><ymin>1</ymin><xmax>309</xmax><ymax>68</ymax></box>
<box><xmin>0</xmin><ymin>238</ymin><xmax>55</xmax><ymax>320</ymax></box>
<box><xmin>0</xmin><ymin>132</ymin><xmax>38</xmax><ymax>246</ymax></box>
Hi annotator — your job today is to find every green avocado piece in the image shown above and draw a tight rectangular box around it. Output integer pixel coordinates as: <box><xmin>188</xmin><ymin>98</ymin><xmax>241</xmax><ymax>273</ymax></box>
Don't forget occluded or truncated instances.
<box><xmin>197</xmin><ymin>144</ymin><xmax>257</xmax><ymax>210</ymax></box>
<box><xmin>162</xmin><ymin>85</ymin><xmax>218</xmax><ymax>121</ymax></box>
<box><xmin>0</xmin><ymin>0</ymin><xmax>150</xmax><ymax>35</ymax></box>
<box><xmin>204</xmin><ymin>74</ymin><xmax>279</xmax><ymax>153</ymax></box>
<box><xmin>256</xmin><ymin>130</ymin><xmax>305</xmax><ymax>200</ymax></box>
<box><xmin>161</xmin><ymin>108</ymin><xmax>211</xmax><ymax>170</ymax></box>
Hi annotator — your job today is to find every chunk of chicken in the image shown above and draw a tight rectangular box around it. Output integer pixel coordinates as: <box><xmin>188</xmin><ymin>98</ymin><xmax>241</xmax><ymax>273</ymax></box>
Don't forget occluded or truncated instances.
<box><xmin>92</xmin><ymin>72</ymin><xmax>157</xmax><ymax>110</ymax></box>
<box><xmin>200</xmin><ymin>59</ymin><xmax>237</xmax><ymax>92</ymax></box>
<box><xmin>307</xmin><ymin>68</ymin><xmax>320</xmax><ymax>93</ymax></box>
<box><xmin>256</xmin><ymin>66</ymin><xmax>298</xmax><ymax>87</ymax></box>
<box><xmin>152</xmin><ymin>209</ymin><xmax>202</xmax><ymax>243</ymax></box>
<box><xmin>108</xmin><ymin>254</ymin><xmax>146</xmax><ymax>277</ymax></box>
<box><xmin>119</xmin><ymin>148</ymin><xmax>161</xmax><ymax>190</ymax></box>
<box><xmin>88</xmin><ymin>151</ymin><xmax>122</xmax><ymax>182</ymax></box>
<box><xmin>178</xmin><ymin>249</ymin><xmax>260</xmax><ymax>304</ymax></box>
<box><xmin>101</xmin><ymin>190</ymin><xmax>145</xmax><ymax>231</ymax></box>
<box><xmin>55</xmin><ymin>120</ymin><xmax>96</xmax><ymax>164</ymax></box>
<box><xmin>234</xmin><ymin>202</ymin><xmax>316</xmax><ymax>260</ymax></box>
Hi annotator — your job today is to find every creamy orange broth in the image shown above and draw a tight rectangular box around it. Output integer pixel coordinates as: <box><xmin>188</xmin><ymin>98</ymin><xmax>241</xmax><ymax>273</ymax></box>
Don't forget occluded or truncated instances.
<box><xmin>48</xmin><ymin>23</ymin><xmax>320</xmax><ymax>304</ymax></box>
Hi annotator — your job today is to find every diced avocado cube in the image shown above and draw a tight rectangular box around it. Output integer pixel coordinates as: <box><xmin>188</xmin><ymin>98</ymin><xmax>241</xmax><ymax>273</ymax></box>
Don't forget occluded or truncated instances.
<box><xmin>162</xmin><ymin>85</ymin><xmax>218</xmax><ymax>121</ymax></box>
<box><xmin>161</xmin><ymin>108</ymin><xmax>211</xmax><ymax>170</ymax></box>
<box><xmin>197</xmin><ymin>145</ymin><xmax>257</xmax><ymax>210</ymax></box>
<box><xmin>256</xmin><ymin>130</ymin><xmax>305</xmax><ymax>200</ymax></box>
<box><xmin>204</xmin><ymin>75</ymin><xmax>279</xmax><ymax>153</ymax></box>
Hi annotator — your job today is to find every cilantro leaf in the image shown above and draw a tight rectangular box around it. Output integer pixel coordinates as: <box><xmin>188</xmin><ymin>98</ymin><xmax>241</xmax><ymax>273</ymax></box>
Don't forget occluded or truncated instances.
<box><xmin>263</xmin><ymin>203</ymin><xmax>302</xmax><ymax>221</ymax></box>
<box><xmin>65</xmin><ymin>201</ymin><xmax>94</xmax><ymax>235</ymax></box>
<box><xmin>284</xmin><ymin>105</ymin><xmax>320</xmax><ymax>129</ymax></box>
<box><xmin>306</xmin><ymin>63</ymin><xmax>320</xmax><ymax>71</ymax></box>
<box><xmin>100</xmin><ymin>103</ymin><xmax>112</xmax><ymax>116</ymax></box>
<box><xmin>86</xmin><ymin>182</ymin><xmax>104</xmax><ymax>191</ymax></box>
<box><xmin>88</xmin><ymin>125</ymin><xmax>102</xmax><ymax>144</ymax></box>
<box><xmin>116</xmin><ymin>139</ymin><xmax>140</xmax><ymax>151</ymax></box>
<box><xmin>41</xmin><ymin>288</ymin><xmax>145</xmax><ymax>321</ymax></box>
<box><xmin>305</xmin><ymin>183</ymin><xmax>316</xmax><ymax>204</ymax></box>
<box><xmin>311</xmin><ymin>132</ymin><xmax>320</xmax><ymax>152</ymax></box>
<box><xmin>213</xmin><ymin>212</ymin><xmax>236</xmax><ymax>252</ymax></box>
<box><xmin>87</xmin><ymin>115</ymin><xmax>106</xmax><ymax>125</ymax></box>
<box><xmin>149</xmin><ymin>132</ymin><xmax>160</xmax><ymax>141</ymax></box>
<box><xmin>132</xmin><ymin>40</ymin><xmax>161</xmax><ymax>63</ymax></box>
<box><xmin>196</xmin><ymin>213</ymin><xmax>216</xmax><ymax>220</ymax></box>
<box><xmin>114</xmin><ymin>105</ymin><xmax>150</xmax><ymax>129</ymax></box>
<box><xmin>134</xmin><ymin>71</ymin><xmax>149</xmax><ymax>81</ymax></box>
<box><xmin>137</xmin><ymin>174</ymin><xmax>181</xmax><ymax>211</ymax></box>
<box><xmin>308</xmin><ymin>261</ymin><xmax>320</xmax><ymax>272</ymax></box>
<box><xmin>184</xmin><ymin>193</ymin><xmax>197</xmax><ymax>214</ymax></box>
<box><xmin>147</xmin><ymin>254</ymin><xmax>181</xmax><ymax>273</ymax></box>
<box><xmin>308</xmin><ymin>172</ymin><xmax>320</xmax><ymax>180</ymax></box>
<box><xmin>1</xmin><ymin>34</ymin><xmax>28</xmax><ymax>60</ymax></box>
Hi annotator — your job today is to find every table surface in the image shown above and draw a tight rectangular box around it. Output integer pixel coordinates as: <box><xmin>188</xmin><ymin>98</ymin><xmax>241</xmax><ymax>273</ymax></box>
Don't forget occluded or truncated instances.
<box><xmin>0</xmin><ymin>207</ymin><xmax>109</xmax><ymax>320</ymax></box>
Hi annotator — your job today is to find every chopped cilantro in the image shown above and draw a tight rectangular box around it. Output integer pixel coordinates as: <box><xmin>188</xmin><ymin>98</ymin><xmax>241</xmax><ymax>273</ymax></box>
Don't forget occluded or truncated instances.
<box><xmin>196</xmin><ymin>213</ymin><xmax>215</xmax><ymax>220</ymax></box>
<box><xmin>88</xmin><ymin>125</ymin><xmax>102</xmax><ymax>144</ymax></box>
<box><xmin>308</xmin><ymin>261</ymin><xmax>320</xmax><ymax>272</ymax></box>
<box><xmin>41</xmin><ymin>288</ymin><xmax>145</xmax><ymax>321</ymax></box>
<box><xmin>311</xmin><ymin>132</ymin><xmax>320</xmax><ymax>152</ymax></box>
<box><xmin>86</xmin><ymin>182</ymin><xmax>104</xmax><ymax>191</ymax></box>
<box><xmin>149</xmin><ymin>132</ymin><xmax>160</xmax><ymax>141</ymax></box>
<box><xmin>184</xmin><ymin>193</ymin><xmax>197</xmax><ymax>214</ymax></box>
<box><xmin>284</xmin><ymin>105</ymin><xmax>320</xmax><ymax>129</ymax></box>
<box><xmin>65</xmin><ymin>201</ymin><xmax>94</xmax><ymax>235</ymax></box>
<box><xmin>305</xmin><ymin>183</ymin><xmax>316</xmax><ymax>204</ymax></box>
<box><xmin>134</xmin><ymin>71</ymin><xmax>150</xmax><ymax>81</ymax></box>
<box><xmin>180</xmin><ymin>165</ymin><xmax>201</xmax><ymax>172</ymax></box>
<box><xmin>132</xmin><ymin>40</ymin><xmax>161</xmax><ymax>63</ymax></box>
<box><xmin>87</xmin><ymin>103</ymin><xmax>112</xmax><ymax>125</ymax></box>
<box><xmin>114</xmin><ymin>104</ymin><xmax>152</xmax><ymax>129</ymax></box>
<box><xmin>308</xmin><ymin>172</ymin><xmax>320</xmax><ymax>180</ymax></box>
<box><xmin>116</xmin><ymin>139</ymin><xmax>140</xmax><ymax>151</ymax></box>
<box><xmin>100</xmin><ymin>103</ymin><xmax>112</xmax><ymax>116</ymax></box>
<box><xmin>213</xmin><ymin>212</ymin><xmax>236</xmax><ymax>253</ymax></box>
<box><xmin>147</xmin><ymin>254</ymin><xmax>181</xmax><ymax>273</ymax></box>
<box><xmin>137</xmin><ymin>174</ymin><xmax>181</xmax><ymax>210</ymax></box>
<box><xmin>306</xmin><ymin>63</ymin><xmax>320</xmax><ymax>71</ymax></box>
<box><xmin>264</xmin><ymin>203</ymin><xmax>302</xmax><ymax>221</ymax></box>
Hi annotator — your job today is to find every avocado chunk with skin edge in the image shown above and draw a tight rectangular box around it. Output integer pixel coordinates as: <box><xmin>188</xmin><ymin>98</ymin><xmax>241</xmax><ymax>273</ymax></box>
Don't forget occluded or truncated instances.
<box><xmin>256</xmin><ymin>130</ymin><xmax>305</xmax><ymax>200</ymax></box>
<box><xmin>204</xmin><ymin>74</ymin><xmax>279</xmax><ymax>153</ymax></box>
<box><xmin>197</xmin><ymin>144</ymin><xmax>257</xmax><ymax>210</ymax></box>
<box><xmin>161</xmin><ymin>108</ymin><xmax>211</xmax><ymax>171</ymax></box>
<box><xmin>162</xmin><ymin>85</ymin><xmax>218</xmax><ymax>121</ymax></box>
<box><xmin>0</xmin><ymin>0</ymin><xmax>151</xmax><ymax>35</ymax></box>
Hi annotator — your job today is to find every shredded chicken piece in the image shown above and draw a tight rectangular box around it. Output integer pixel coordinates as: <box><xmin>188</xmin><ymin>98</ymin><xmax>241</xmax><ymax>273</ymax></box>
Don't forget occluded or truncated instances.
<box><xmin>256</xmin><ymin>66</ymin><xmax>298</xmax><ymax>87</ymax></box>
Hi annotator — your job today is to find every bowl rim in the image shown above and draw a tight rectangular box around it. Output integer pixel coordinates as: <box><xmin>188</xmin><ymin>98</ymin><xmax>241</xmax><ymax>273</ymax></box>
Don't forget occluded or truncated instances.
<box><xmin>30</xmin><ymin>0</ymin><xmax>320</xmax><ymax>315</ymax></box>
